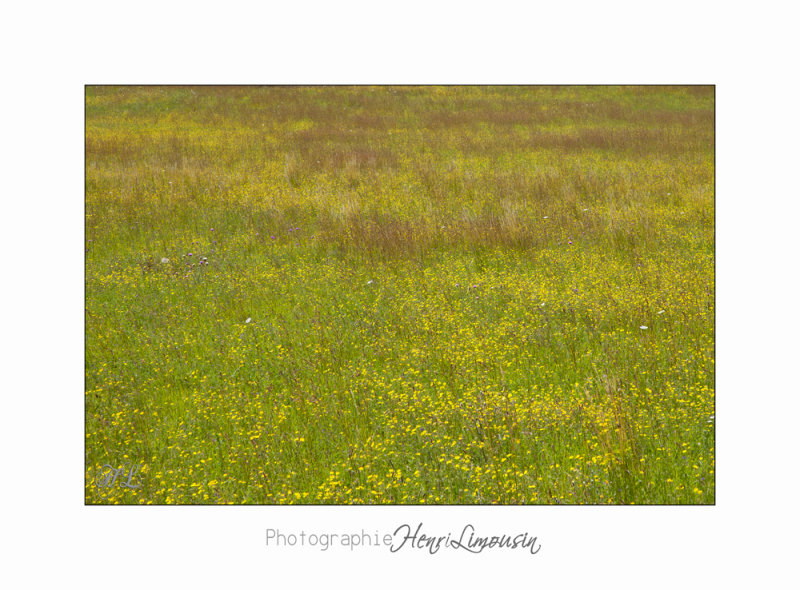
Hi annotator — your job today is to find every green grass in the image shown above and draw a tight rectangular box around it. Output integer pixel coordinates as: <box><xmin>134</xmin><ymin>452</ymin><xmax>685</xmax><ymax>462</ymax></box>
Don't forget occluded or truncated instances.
<box><xmin>85</xmin><ymin>85</ymin><xmax>714</xmax><ymax>504</ymax></box>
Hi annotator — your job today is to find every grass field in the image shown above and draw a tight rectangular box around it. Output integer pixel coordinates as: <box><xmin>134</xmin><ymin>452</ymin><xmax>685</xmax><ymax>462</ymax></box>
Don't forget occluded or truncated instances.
<box><xmin>85</xmin><ymin>85</ymin><xmax>714</xmax><ymax>504</ymax></box>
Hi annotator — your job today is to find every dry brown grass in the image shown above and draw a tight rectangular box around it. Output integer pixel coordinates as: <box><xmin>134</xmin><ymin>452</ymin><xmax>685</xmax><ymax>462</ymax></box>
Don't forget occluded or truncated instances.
<box><xmin>86</xmin><ymin>85</ymin><xmax>713</xmax><ymax>260</ymax></box>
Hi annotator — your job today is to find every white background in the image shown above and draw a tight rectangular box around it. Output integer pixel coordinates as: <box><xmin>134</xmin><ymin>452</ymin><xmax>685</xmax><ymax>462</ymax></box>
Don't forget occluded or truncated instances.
<box><xmin>2</xmin><ymin>1</ymin><xmax>798</xmax><ymax>587</ymax></box>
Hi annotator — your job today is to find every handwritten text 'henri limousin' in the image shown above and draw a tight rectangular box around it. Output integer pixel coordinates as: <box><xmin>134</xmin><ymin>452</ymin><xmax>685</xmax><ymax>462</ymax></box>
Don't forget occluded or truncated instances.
<box><xmin>391</xmin><ymin>523</ymin><xmax>541</xmax><ymax>555</ymax></box>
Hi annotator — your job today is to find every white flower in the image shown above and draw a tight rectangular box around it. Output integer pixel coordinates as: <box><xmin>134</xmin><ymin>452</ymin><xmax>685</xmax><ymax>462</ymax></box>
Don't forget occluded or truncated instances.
<box><xmin>245</xmin><ymin>317</ymin><xmax>252</xmax><ymax>323</ymax></box>
<box><xmin>543</xmin><ymin>216</ymin><xmax>549</xmax><ymax>219</ymax></box>
<box><xmin>367</xmin><ymin>280</ymin><xmax>373</xmax><ymax>285</ymax></box>
<box><xmin>161</xmin><ymin>257</ymin><xmax>170</xmax><ymax>264</ymax></box>
<box><xmin>657</xmin><ymin>310</ymin><xmax>665</xmax><ymax>314</ymax></box>
<box><xmin>540</xmin><ymin>302</ymin><xmax>546</xmax><ymax>307</ymax></box>
<box><xmin>582</xmin><ymin>208</ymin><xmax>589</xmax><ymax>212</ymax></box>
<box><xmin>640</xmin><ymin>325</ymin><xmax>648</xmax><ymax>330</ymax></box>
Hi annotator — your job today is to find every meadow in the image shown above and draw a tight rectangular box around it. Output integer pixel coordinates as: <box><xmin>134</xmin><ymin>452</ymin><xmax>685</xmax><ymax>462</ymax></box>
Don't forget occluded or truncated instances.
<box><xmin>85</xmin><ymin>85</ymin><xmax>714</xmax><ymax>504</ymax></box>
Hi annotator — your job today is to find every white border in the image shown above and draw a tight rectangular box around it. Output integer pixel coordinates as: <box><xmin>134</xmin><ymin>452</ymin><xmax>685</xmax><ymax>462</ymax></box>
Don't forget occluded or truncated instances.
<box><xmin>5</xmin><ymin>1</ymin><xmax>799</xmax><ymax>587</ymax></box>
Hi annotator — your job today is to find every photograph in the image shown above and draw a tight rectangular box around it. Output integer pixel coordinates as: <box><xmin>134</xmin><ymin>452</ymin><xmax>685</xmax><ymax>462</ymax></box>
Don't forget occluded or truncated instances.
<box><xmin>8</xmin><ymin>2</ymin><xmax>800</xmax><ymax>586</ymax></box>
<box><xmin>85</xmin><ymin>85</ymin><xmax>715</xmax><ymax>505</ymax></box>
